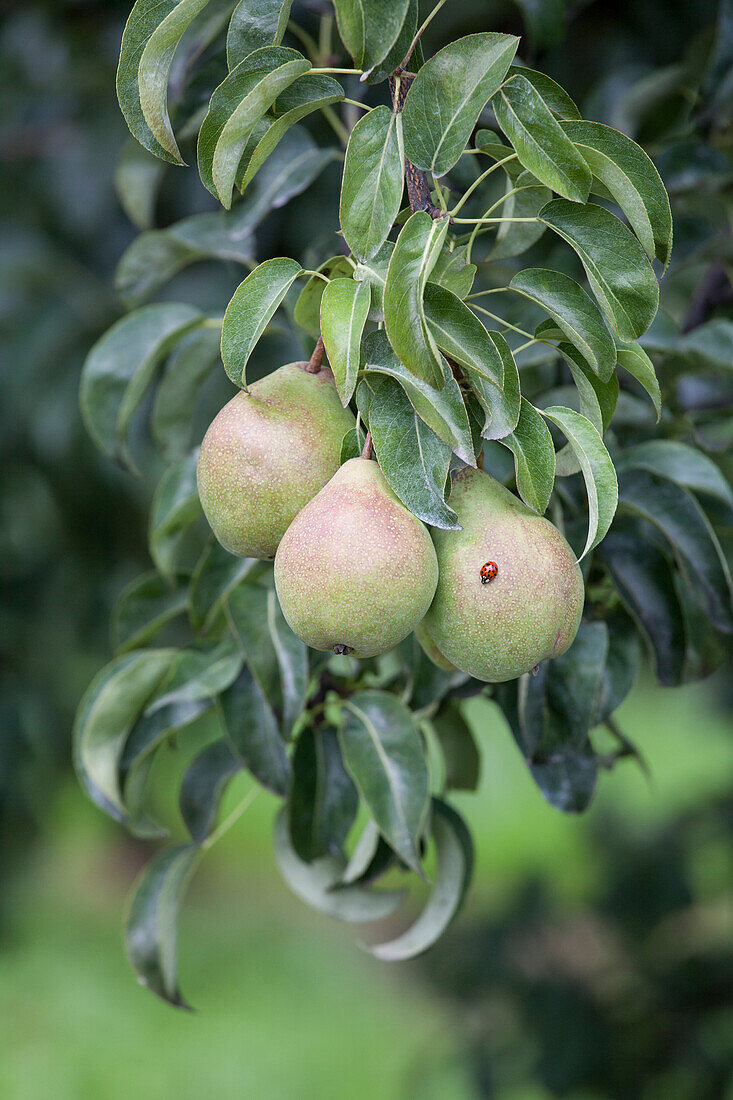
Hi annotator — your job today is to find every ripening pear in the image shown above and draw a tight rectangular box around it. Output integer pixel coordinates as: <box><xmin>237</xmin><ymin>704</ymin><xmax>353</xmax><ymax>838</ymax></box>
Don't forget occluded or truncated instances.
<box><xmin>274</xmin><ymin>458</ymin><xmax>439</xmax><ymax>658</ymax></box>
<box><xmin>197</xmin><ymin>363</ymin><xmax>354</xmax><ymax>559</ymax></box>
<box><xmin>423</xmin><ymin>468</ymin><xmax>584</xmax><ymax>682</ymax></box>
<box><xmin>414</xmin><ymin>620</ymin><xmax>458</xmax><ymax>672</ymax></box>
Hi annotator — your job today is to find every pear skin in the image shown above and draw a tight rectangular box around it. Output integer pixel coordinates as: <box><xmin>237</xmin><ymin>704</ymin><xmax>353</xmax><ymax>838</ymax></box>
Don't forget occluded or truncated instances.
<box><xmin>274</xmin><ymin>458</ymin><xmax>439</xmax><ymax>658</ymax></box>
<box><xmin>197</xmin><ymin>363</ymin><xmax>354</xmax><ymax>559</ymax></box>
<box><xmin>424</xmin><ymin>468</ymin><xmax>584</xmax><ymax>682</ymax></box>
<box><xmin>414</xmin><ymin>620</ymin><xmax>458</xmax><ymax>672</ymax></box>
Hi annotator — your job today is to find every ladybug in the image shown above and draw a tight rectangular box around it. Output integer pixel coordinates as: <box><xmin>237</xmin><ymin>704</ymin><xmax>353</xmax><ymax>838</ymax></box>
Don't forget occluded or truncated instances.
<box><xmin>480</xmin><ymin>561</ymin><xmax>498</xmax><ymax>584</ymax></box>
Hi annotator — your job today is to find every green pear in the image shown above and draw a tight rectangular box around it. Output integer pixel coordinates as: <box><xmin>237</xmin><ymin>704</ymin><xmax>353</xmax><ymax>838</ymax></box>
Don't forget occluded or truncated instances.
<box><xmin>274</xmin><ymin>458</ymin><xmax>439</xmax><ymax>658</ymax></box>
<box><xmin>197</xmin><ymin>363</ymin><xmax>354</xmax><ymax>559</ymax></box>
<box><xmin>423</xmin><ymin>468</ymin><xmax>584</xmax><ymax>682</ymax></box>
<box><xmin>414</xmin><ymin>620</ymin><xmax>458</xmax><ymax>672</ymax></box>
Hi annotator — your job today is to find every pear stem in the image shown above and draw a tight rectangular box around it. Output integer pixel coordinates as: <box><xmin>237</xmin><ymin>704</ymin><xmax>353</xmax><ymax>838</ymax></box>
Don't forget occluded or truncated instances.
<box><xmin>361</xmin><ymin>430</ymin><xmax>374</xmax><ymax>460</ymax></box>
<box><xmin>306</xmin><ymin>334</ymin><xmax>326</xmax><ymax>372</ymax></box>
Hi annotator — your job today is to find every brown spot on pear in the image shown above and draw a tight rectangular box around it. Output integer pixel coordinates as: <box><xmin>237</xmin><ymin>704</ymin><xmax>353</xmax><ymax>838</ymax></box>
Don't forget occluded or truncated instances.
<box><xmin>274</xmin><ymin>458</ymin><xmax>439</xmax><ymax>658</ymax></box>
<box><xmin>196</xmin><ymin>362</ymin><xmax>354</xmax><ymax>559</ymax></box>
<box><xmin>424</xmin><ymin>468</ymin><xmax>584</xmax><ymax>682</ymax></box>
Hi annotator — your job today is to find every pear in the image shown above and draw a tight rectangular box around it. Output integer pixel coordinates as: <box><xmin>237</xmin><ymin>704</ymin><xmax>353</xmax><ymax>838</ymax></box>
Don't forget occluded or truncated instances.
<box><xmin>414</xmin><ymin>620</ymin><xmax>458</xmax><ymax>672</ymax></box>
<box><xmin>274</xmin><ymin>458</ymin><xmax>439</xmax><ymax>658</ymax></box>
<box><xmin>423</xmin><ymin>468</ymin><xmax>584</xmax><ymax>682</ymax></box>
<box><xmin>197</xmin><ymin>363</ymin><xmax>354</xmax><ymax>559</ymax></box>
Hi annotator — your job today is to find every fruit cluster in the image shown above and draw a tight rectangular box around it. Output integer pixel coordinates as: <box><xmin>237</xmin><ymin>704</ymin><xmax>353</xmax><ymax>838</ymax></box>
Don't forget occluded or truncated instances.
<box><xmin>197</xmin><ymin>359</ymin><xmax>584</xmax><ymax>683</ymax></box>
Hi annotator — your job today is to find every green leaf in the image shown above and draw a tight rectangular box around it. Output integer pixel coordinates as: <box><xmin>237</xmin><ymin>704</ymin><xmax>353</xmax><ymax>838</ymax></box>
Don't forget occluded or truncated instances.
<box><xmin>362</xmin><ymin>329</ymin><xmax>475</xmax><ymax>465</ymax></box>
<box><xmin>80</xmin><ymin>303</ymin><xmax>203</xmax><ymax>462</ymax></box>
<box><xmin>499</xmin><ymin>398</ymin><xmax>556</xmax><ymax>514</ymax></box>
<box><xmin>221</xmin><ymin>257</ymin><xmax>302</xmax><ymax>388</ymax></box>
<box><xmin>680</xmin><ymin>319</ymin><xmax>733</xmax><ymax>372</ymax></box>
<box><xmin>432</xmin><ymin>702</ymin><xmax>480</xmax><ymax>792</ymax></box>
<box><xmin>152</xmin><ymin>328</ymin><xmax>222</xmax><ymax>459</ymax></box>
<box><xmin>117</xmin><ymin>0</ymin><xmax>211</xmax><ymax>164</ymax></box>
<box><xmin>493</xmin><ymin>74</ymin><xmax>591</xmax><ymax>202</ymax></box>
<box><xmin>227</xmin><ymin>0</ymin><xmax>293</xmax><ymax>69</ymax></box>
<box><xmin>363</xmin><ymin>0</ymin><xmax>418</xmax><ymax>84</ymax></box>
<box><xmin>234</xmin><ymin>124</ymin><xmax>338</xmax><ymax>228</ymax></box>
<box><xmin>189</xmin><ymin>540</ymin><xmax>262</xmax><ymax>632</ymax></box>
<box><xmin>220</xmin><ymin>665</ymin><xmax>291</xmax><ymax>795</ymax></box>
<box><xmin>539</xmin><ymin>199</ymin><xmax>659</xmax><ymax>341</ymax></box>
<box><xmin>423</xmin><ymin>282</ymin><xmax>504</xmax><ymax>388</ymax></box>
<box><xmin>353</xmin><ymin>241</ymin><xmax>393</xmax><ymax>319</ymax></box>
<box><xmin>340</xmin><ymin>106</ymin><xmax>405</xmax><ymax>262</ymax></box>
<box><xmin>473</xmin><ymin>331</ymin><xmax>522</xmax><ymax>442</ymax></box>
<box><xmin>239</xmin><ymin>74</ymin><xmax>344</xmax><ymax>190</ymax></box>
<box><xmin>149</xmin><ymin>451</ymin><xmax>202</xmax><ymax>579</ymax></box>
<box><xmin>562</xmin><ymin>120</ymin><xmax>673</xmax><ymax>270</ymax></box>
<box><xmin>616</xmin><ymin>340</ymin><xmax>661</xmax><ymax>421</ymax></box>
<box><xmin>363</xmin><ymin>375</ymin><xmax>460</xmax><ymax>529</ymax></box>
<box><xmin>383</xmin><ymin>210</ymin><xmax>449</xmax><ymax>389</ymax></box>
<box><xmin>320</xmin><ymin>278</ymin><xmax>371</xmax><ymax>406</ymax></box>
<box><xmin>197</xmin><ymin>46</ymin><xmax>310</xmax><ymax>207</ymax></box>
<box><xmin>340</xmin><ymin>690</ymin><xmax>429</xmax><ymax>874</ymax></box>
<box><xmin>116</xmin><ymin>213</ymin><xmax>254</xmax><ymax>307</ymax></box>
<box><xmin>429</xmin><ymin>242</ymin><xmax>476</xmax><ymax>300</ymax></box>
<box><xmin>340</xmin><ymin>424</ymin><xmax>367</xmax><ymax>463</ymax></box>
<box><xmin>294</xmin><ymin>256</ymin><xmax>354</xmax><ymax>340</ymax></box>
<box><xmin>267</xmin><ymin>589</ymin><xmax>309</xmax><ymax>738</ymax></box>
<box><xmin>126</xmin><ymin>844</ymin><xmax>199</xmax><ymax>1008</ymax></box>
<box><xmin>112</xmin><ymin>571</ymin><xmax>189</xmax><ymax>654</ymax></box>
<box><xmin>487</xmin><ymin>171</ymin><xmax>551</xmax><ymax>262</ymax></box>
<box><xmin>598</xmin><ymin>528</ymin><xmax>686</xmax><ymax>686</ymax></box>
<box><xmin>180</xmin><ymin>739</ymin><xmax>241</xmax><ymax>843</ymax></box>
<box><xmin>115</xmin><ymin>139</ymin><xmax>166</xmax><ymax>230</ymax></box>
<box><xmin>507</xmin><ymin>64</ymin><xmax>581</xmax><ymax>119</ymax></box>
<box><xmin>617</xmin><ymin>440</ymin><xmax>733</xmax><ymax>507</ymax></box>
<box><xmin>402</xmin><ymin>33</ymin><xmax>519</xmax><ymax>176</ymax></box>
<box><xmin>618</xmin><ymin>470</ymin><xmax>733</xmax><ymax>633</ymax></box>
<box><xmin>332</xmin><ymin>0</ymin><xmax>410</xmax><ymax>72</ymax></box>
<box><xmin>596</xmin><ymin>610</ymin><xmax>641</xmax><ymax>724</ymax></box>
<box><xmin>273</xmin><ymin>810</ymin><xmax>404</xmax><ymax>922</ymax></box>
<box><xmin>73</xmin><ymin>650</ymin><xmax>177</xmax><ymax>823</ymax></box>
<box><xmin>551</xmin><ymin>342</ymin><xmax>618</xmax><ymax>476</ymax></box>
<box><xmin>542</xmin><ymin>405</ymin><xmax>618</xmax><ymax>559</ymax></box>
<box><xmin>366</xmin><ymin>799</ymin><xmax>473</xmax><ymax>960</ymax></box>
<box><xmin>289</xmin><ymin>727</ymin><xmax>359</xmax><ymax>862</ymax></box>
<box><xmin>510</xmin><ymin>268</ymin><xmax>616</xmax><ymax>380</ymax></box>
<box><xmin>473</xmin><ymin>132</ymin><xmax>524</xmax><ymax>177</ymax></box>
<box><xmin>545</xmin><ymin>620</ymin><xmax>609</xmax><ymax>742</ymax></box>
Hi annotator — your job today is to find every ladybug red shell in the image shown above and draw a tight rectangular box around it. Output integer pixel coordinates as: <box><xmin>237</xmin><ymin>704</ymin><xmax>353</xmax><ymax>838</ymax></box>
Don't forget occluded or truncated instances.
<box><xmin>480</xmin><ymin>561</ymin><xmax>498</xmax><ymax>584</ymax></box>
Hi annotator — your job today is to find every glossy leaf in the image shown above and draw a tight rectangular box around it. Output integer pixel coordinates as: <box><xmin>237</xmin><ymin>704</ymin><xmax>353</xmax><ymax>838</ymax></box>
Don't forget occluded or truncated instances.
<box><xmin>289</xmin><ymin>727</ymin><xmax>359</xmax><ymax>862</ymax></box>
<box><xmin>126</xmin><ymin>844</ymin><xmax>199</xmax><ymax>1008</ymax></box>
<box><xmin>552</xmin><ymin>342</ymin><xmax>618</xmax><ymax>476</ymax></box>
<box><xmin>383</xmin><ymin>210</ymin><xmax>449</xmax><ymax>389</ymax></box>
<box><xmin>353</xmin><ymin>241</ymin><xmax>393</xmax><ymax>320</ymax></box>
<box><xmin>332</xmin><ymin>0</ymin><xmax>410</xmax><ymax>72</ymax></box>
<box><xmin>366</xmin><ymin>800</ymin><xmax>473</xmax><ymax>960</ymax></box>
<box><xmin>432</xmin><ymin>702</ymin><xmax>480</xmax><ymax>792</ymax></box>
<box><xmin>562</xmin><ymin>120</ymin><xmax>673</xmax><ymax>269</ymax></box>
<box><xmin>73</xmin><ymin>650</ymin><xmax>177</xmax><ymax>823</ymax></box>
<box><xmin>117</xmin><ymin>0</ymin><xmax>209</xmax><ymax>164</ymax></box>
<box><xmin>266</xmin><ymin>588</ymin><xmax>309</xmax><ymax>737</ymax></box>
<box><xmin>542</xmin><ymin>405</ymin><xmax>618</xmax><ymax>559</ymax></box>
<box><xmin>239</xmin><ymin>74</ymin><xmax>344</xmax><ymax>190</ymax></box>
<box><xmin>340</xmin><ymin>106</ymin><xmax>404</xmax><ymax>262</ymax></box>
<box><xmin>112</xmin><ymin>571</ymin><xmax>189</xmax><ymax>654</ymax></box>
<box><xmin>362</xmin><ymin>330</ymin><xmax>475</xmax><ymax>465</ymax></box>
<box><xmin>189</xmin><ymin>540</ymin><xmax>261</xmax><ymax>632</ymax></box>
<box><xmin>402</xmin><ymin>33</ymin><xmax>519</xmax><ymax>176</ymax></box>
<box><xmin>423</xmin><ymin>282</ymin><xmax>504</xmax><ymax>388</ymax></box>
<box><xmin>221</xmin><ymin>257</ymin><xmax>302</xmax><ymax>388</ymax></box>
<box><xmin>362</xmin><ymin>0</ymin><xmax>417</xmax><ymax>83</ymax></box>
<box><xmin>115</xmin><ymin>139</ymin><xmax>166</xmax><ymax>230</ymax></box>
<box><xmin>510</xmin><ymin>268</ymin><xmax>616</xmax><ymax>380</ymax></box>
<box><xmin>499</xmin><ymin>398</ymin><xmax>556</xmax><ymax>515</ymax></box>
<box><xmin>294</xmin><ymin>256</ymin><xmax>354</xmax><ymax>340</ymax></box>
<box><xmin>429</xmin><ymin>243</ymin><xmax>476</xmax><ymax>300</ymax></box>
<box><xmin>507</xmin><ymin>64</ymin><xmax>581</xmax><ymax>120</ymax></box>
<box><xmin>149</xmin><ymin>450</ymin><xmax>202</xmax><ymax>579</ymax></box>
<box><xmin>197</xmin><ymin>46</ymin><xmax>310</xmax><ymax>207</ymax></box>
<box><xmin>473</xmin><ymin>331</ymin><xmax>522</xmax><ymax>441</ymax></box>
<box><xmin>493</xmin><ymin>74</ymin><xmax>591</xmax><ymax>202</ymax></box>
<box><xmin>340</xmin><ymin>690</ymin><xmax>429</xmax><ymax>874</ymax></box>
<box><xmin>180</xmin><ymin>739</ymin><xmax>241</xmax><ymax>843</ymax></box>
<box><xmin>80</xmin><ymin>304</ymin><xmax>203</xmax><ymax>461</ymax></box>
<box><xmin>616</xmin><ymin>340</ymin><xmax>661</xmax><ymax>421</ymax></box>
<box><xmin>487</xmin><ymin>171</ymin><xmax>551</xmax><ymax>262</ymax></box>
<box><xmin>363</xmin><ymin>374</ymin><xmax>460</xmax><ymax>529</ymax></box>
<box><xmin>618</xmin><ymin>470</ymin><xmax>733</xmax><ymax>632</ymax></box>
<box><xmin>152</xmin><ymin>328</ymin><xmax>222</xmax><ymax>459</ymax></box>
<box><xmin>219</xmin><ymin>665</ymin><xmax>291</xmax><ymax>795</ymax></box>
<box><xmin>320</xmin><ymin>278</ymin><xmax>371</xmax><ymax>406</ymax></box>
<box><xmin>539</xmin><ymin>199</ymin><xmax>659</xmax><ymax>341</ymax></box>
<box><xmin>598</xmin><ymin>528</ymin><xmax>686</xmax><ymax>686</ymax></box>
<box><xmin>273</xmin><ymin>810</ymin><xmax>404</xmax><ymax>922</ymax></box>
<box><xmin>227</xmin><ymin>0</ymin><xmax>293</xmax><ymax>69</ymax></box>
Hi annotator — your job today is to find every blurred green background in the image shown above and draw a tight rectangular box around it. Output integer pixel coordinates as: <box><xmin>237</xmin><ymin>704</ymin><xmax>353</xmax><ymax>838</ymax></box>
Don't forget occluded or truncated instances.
<box><xmin>1</xmin><ymin>1</ymin><xmax>731</xmax><ymax>1097</ymax></box>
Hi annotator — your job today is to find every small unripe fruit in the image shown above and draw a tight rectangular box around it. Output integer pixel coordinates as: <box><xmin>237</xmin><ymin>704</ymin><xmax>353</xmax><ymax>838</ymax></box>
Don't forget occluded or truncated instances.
<box><xmin>197</xmin><ymin>363</ymin><xmax>354</xmax><ymax>559</ymax></box>
<box><xmin>274</xmin><ymin>458</ymin><xmax>439</xmax><ymax>658</ymax></box>
<box><xmin>424</xmin><ymin>468</ymin><xmax>584</xmax><ymax>682</ymax></box>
